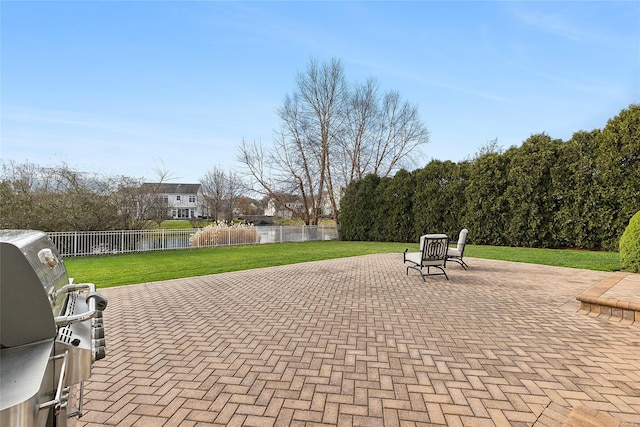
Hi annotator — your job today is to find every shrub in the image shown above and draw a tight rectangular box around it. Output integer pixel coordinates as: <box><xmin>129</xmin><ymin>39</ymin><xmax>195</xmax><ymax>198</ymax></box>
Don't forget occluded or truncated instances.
<box><xmin>620</xmin><ymin>211</ymin><xmax>640</xmax><ymax>273</ymax></box>
<box><xmin>190</xmin><ymin>221</ymin><xmax>260</xmax><ymax>247</ymax></box>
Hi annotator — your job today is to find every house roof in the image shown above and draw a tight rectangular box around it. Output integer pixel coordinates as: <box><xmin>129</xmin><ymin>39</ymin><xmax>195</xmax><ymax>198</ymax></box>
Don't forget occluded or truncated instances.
<box><xmin>141</xmin><ymin>183</ymin><xmax>201</xmax><ymax>194</ymax></box>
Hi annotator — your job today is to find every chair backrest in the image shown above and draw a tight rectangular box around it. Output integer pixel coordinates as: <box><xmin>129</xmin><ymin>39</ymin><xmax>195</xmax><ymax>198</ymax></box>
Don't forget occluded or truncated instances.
<box><xmin>421</xmin><ymin>234</ymin><xmax>448</xmax><ymax>262</ymax></box>
<box><xmin>457</xmin><ymin>229</ymin><xmax>469</xmax><ymax>252</ymax></box>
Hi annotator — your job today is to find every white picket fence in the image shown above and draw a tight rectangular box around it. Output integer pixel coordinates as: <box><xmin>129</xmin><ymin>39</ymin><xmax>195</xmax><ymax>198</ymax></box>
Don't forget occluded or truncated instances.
<box><xmin>47</xmin><ymin>226</ymin><xmax>340</xmax><ymax>257</ymax></box>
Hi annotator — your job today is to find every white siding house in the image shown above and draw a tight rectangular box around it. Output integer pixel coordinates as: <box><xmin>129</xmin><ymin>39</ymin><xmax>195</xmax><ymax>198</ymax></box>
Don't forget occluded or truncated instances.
<box><xmin>264</xmin><ymin>191</ymin><xmax>340</xmax><ymax>219</ymax></box>
<box><xmin>140</xmin><ymin>183</ymin><xmax>204</xmax><ymax>219</ymax></box>
<box><xmin>264</xmin><ymin>198</ymin><xmax>304</xmax><ymax>218</ymax></box>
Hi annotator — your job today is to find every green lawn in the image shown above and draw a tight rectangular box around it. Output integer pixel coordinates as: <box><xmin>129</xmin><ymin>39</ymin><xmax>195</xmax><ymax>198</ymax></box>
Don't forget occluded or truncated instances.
<box><xmin>63</xmin><ymin>241</ymin><xmax>621</xmax><ymax>288</ymax></box>
<box><xmin>463</xmin><ymin>245</ymin><xmax>619</xmax><ymax>272</ymax></box>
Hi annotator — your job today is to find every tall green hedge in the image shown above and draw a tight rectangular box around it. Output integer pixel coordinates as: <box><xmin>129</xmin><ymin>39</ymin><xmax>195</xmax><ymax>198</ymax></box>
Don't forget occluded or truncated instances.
<box><xmin>339</xmin><ymin>104</ymin><xmax>640</xmax><ymax>250</ymax></box>
<box><xmin>376</xmin><ymin>170</ymin><xmax>415</xmax><ymax>242</ymax></box>
<box><xmin>464</xmin><ymin>152</ymin><xmax>511</xmax><ymax>246</ymax></box>
<box><xmin>338</xmin><ymin>174</ymin><xmax>381</xmax><ymax>241</ymax></box>
<box><xmin>413</xmin><ymin>160</ymin><xmax>469</xmax><ymax>240</ymax></box>
<box><xmin>504</xmin><ymin>134</ymin><xmax>563</xmax><ymax>248</ymax></box>
<box><xmin>550</xmin><ymin>129</ymin><xmax>602</xmax><ymax>249</ymax></box>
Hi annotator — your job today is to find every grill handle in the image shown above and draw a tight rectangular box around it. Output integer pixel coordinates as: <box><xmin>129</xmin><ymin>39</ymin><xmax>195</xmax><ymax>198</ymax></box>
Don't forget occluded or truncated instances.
<box><xmin>54</xmin><ymin>283</ymin><xmax>108</xmax><ymax>327</ymax></box>
<box><xmin>39</xmin><ymin>351</ymin><xmax>69</xmax><ymax>414</ymax></box>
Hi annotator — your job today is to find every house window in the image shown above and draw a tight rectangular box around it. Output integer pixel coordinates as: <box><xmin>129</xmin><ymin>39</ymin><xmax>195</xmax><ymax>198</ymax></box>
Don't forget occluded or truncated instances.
<box><xmin>189</xmin><ymin>195</ymin><xmax>196</xmax><ymax>203</ymax></box>
<box><xmin>176</xmin><ymin>195</ymin><xmax>181</xmax><ymax>201</ymax></box>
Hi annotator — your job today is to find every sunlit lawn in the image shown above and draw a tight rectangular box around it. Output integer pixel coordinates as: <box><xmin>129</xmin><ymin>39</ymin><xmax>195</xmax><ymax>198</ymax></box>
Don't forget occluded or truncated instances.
<box><xmin>63</xmin><ymin>240</ymin><xmax>621</xmax><ymax>288</ymax></box>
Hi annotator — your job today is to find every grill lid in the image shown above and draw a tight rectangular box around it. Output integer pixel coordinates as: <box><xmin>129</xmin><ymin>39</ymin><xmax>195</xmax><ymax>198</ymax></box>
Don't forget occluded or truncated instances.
<box><xmin>0</xmin><ymin>230</ymin><xmax>67</xmax><ymax>348</ymax></box>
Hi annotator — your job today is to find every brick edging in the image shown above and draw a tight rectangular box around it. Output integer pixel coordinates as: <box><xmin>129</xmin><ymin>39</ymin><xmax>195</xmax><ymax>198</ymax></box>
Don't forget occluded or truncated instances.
<box><xmin>576</xmin><ymin>272</ymin><xmax>640</xmax><ymax>323</ymax></box>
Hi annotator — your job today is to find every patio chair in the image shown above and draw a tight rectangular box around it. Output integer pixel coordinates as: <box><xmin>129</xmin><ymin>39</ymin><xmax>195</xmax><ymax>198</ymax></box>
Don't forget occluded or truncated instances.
<box><xmin>403</xmin><ymin>234</ymin><xmax>449</xmax><ymax>281</ymax></box>
<box><xmin>447</xmin><ymin>229</ymin><xmax>469</xmax><ymax>270</ymax></box>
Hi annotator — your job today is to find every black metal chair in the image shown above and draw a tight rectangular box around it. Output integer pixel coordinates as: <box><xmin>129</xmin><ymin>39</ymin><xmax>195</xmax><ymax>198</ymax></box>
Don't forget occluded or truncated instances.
<box><xmin>403</xmin><ymin>234</ymin><xmax>449</xmax><ymax>281</ymax></box>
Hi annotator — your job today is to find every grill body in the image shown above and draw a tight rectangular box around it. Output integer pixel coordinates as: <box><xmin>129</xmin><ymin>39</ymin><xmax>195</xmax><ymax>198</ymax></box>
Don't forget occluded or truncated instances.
<box><xmin>0</xmin><ymin>230</ymin><xmax>107</xmax><ymax>427</ymax></box>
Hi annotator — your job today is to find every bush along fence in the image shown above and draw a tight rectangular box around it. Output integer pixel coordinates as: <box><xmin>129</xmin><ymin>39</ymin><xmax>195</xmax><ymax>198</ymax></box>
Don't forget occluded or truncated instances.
<box><xmin>48</xmin><ymin>224</ymin><xmax>340</xmax><ymax>257</ymax></box>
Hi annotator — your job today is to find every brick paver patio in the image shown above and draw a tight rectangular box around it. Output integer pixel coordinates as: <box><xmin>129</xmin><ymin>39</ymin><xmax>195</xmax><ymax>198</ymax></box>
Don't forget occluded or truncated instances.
<box><xmin>76</xmin><ymin>255</ymin><xmax>640</xmax><ymax>426</ymax></box>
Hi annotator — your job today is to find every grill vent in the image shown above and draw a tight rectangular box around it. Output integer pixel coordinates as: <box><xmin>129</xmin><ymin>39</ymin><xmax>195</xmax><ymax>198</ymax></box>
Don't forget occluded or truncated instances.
<box><xmin>65</xmin><ymin>293</ymin><xmax>78</xmax><ymax>316</ymax></box>
<box><xmin>58</xmin><ymin>326</ymin><xmax>73</xmax><ymax>344</ymax></box>
<box><xmin>57</xmin><ymin>293</ymin><xmax>78</xmax><ymax>344</ymax></box>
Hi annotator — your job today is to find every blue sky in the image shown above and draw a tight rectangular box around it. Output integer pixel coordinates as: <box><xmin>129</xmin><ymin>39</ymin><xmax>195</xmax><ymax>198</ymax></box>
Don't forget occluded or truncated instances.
<box><xmin>2</xmin><ymin>1</ymin><xmax>639</xmax><ymax>183</ymax></box>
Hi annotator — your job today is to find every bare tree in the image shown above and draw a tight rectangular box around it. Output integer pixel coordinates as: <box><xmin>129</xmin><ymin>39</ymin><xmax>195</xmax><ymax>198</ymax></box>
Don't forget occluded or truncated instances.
<box><xmin>1</xmin><ymin>161</ymin><xmax>134</xmax><ymax>230</ymax></box>
<box><xmin>235</xmin><ymin>196</ymin><xmax>260</xmax><ymax>216</ymax></box>
<box><xmin>238</xmin><ymin>139</ymin><xmax>302</xmax><ymax>220</ymax></box>
<box><xmin>0</xmin><ymin>161</ymin><xmax>41</xmax><ymax>229</ymax></box>
<box><xmin>200</xmin><ymin>167</ymin><xmax>226</xmax><ymax>220</ymax></box>
<box><xmin>1</xmin><ymin>160</ymin><xmax>175</xmax><ymax>231</ymax></box>
<box><xmin>336</xmin><ymin>81</ymin><xmax>429</xmax><ymax>183</ymax></box>
<box><xmin>238</xmin><ymin>58</ymin><xmax>429</xmax><ymax>225</ymax></box>
<box><xmin>108</xmin><ymin>176</ymin><xmax>153</xmax><ymax>229</ymax></box>
<box><xmin>200</xmin><ymin>166</ymin><xmax>244</xmax><ymax>221</ymax></box>
<box><xmin>239</xmin><ymin>58</ymin><xmax>347</xmax><ymax>225</ymax></box>
<box><xmin>119</xmin><ymin>182</ymin><xmax>169</xmax><ymax>229</ymax></box>
<box><xmin>338</xmin><ymin>78</ymin><xmax>379</xmax><ymax>183</ymax></box>
<box><xmin>222</xmin><ymin>170</ymin><xmax>243</xmax><ymax>221</ymax></box>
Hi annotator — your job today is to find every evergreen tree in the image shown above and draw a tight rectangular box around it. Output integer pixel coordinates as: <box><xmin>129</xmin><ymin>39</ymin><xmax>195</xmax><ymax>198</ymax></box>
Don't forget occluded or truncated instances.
<box><xmin>376</xmin><ymin>169</ymin><xmax>415</xmax><ymax>242</ymax></box>
<box><xmin>551</xmin><ymin>129</ymin><xmax>601</xmax><ymax>248</ymax></box>
<box><xmin>505</xmin><ymin>134</ymin><xmax>563</xmax><ymax>247</ymax></box>
<box><xmin>464</xmin><ymin>152</ymin><xmax>512</xmax><ymax>246</ymax></box>
<box><xmin>594</xmin><ymin>105</ymin><xmax>640</xmax><ymax>250</ymax></box>
<box><xmin>338</xmin><ymin>174</ymin><xmax>381</xmax><ymax>241</ymax></box>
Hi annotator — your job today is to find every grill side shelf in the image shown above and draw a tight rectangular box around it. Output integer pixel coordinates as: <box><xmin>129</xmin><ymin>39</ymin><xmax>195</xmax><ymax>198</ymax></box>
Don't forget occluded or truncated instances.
<box><xmin>0</xmin><ymin>339</ymin><xmax>55</xmax><ymax>425</ymax></box>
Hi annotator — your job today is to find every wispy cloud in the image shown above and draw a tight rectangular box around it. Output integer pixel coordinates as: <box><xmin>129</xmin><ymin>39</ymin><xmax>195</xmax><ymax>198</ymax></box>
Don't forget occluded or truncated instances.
<box><xmin>348</xmin><ymin>57</ymin><xmax>518</xmax><ymax>106</ymax></box>
<box><xmin>5</xmin><ymin>106</ymin><xmax>109</xmax><ymax>128</ymax></box>
<box><xmin>1</xmin><ymin>105</ymin><xmax>240</xmax><ymax>181</ymax></box>
<box><xmin>509</xmin><ymin>4</ymin><xmax>594</xmax><ymax>42</ymax></box>
<box><xmin>3</xmin><ymin>105</ymin><xmax>217</xmax><ymax>146</ymax></box>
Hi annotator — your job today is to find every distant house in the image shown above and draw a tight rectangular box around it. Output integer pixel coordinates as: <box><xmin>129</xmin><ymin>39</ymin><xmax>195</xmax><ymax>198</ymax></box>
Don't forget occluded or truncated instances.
<box><xmin>140</xmin><ymin>183</ymin><xmax>204</xmax><ymax>219</ymax></box>
<box><xmin>319</xmin><ymin>189</ymin><xmax>342</xmax><ymax>217</ymax></box>
<box><xmin>264</xmin><ymin>197</ymin><xmax>304</xmax><ymax>219</ymax></box>
<box><xmin>264</xmin><ymin>191</ymin><xmax>340</xmax><ymax>219</ymax></box>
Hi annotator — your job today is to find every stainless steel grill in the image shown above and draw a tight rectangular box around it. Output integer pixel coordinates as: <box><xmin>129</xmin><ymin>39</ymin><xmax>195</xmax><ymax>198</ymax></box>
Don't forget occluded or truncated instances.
<box><xmin>0</xmin><ymin>230</ymin><xmax>108</xmax><ymax>427</ymax></box>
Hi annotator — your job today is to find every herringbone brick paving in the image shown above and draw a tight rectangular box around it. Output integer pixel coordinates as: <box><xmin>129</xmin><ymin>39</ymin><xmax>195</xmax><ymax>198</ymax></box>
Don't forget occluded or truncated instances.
<box><xmin>75</xmin><ymin>255</ymin><xmax>640</xmax><ymax>426</ymax></box>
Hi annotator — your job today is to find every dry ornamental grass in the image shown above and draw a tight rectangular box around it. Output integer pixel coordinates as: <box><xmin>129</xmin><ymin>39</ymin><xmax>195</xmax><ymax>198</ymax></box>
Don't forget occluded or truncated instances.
<box><xmin>189</xmin><ymin>221</ymin><xmax>260</xmax><ymax>247</ymax></box>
